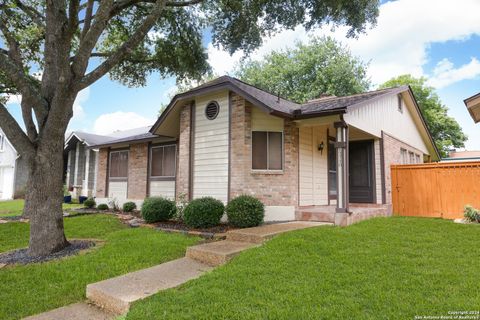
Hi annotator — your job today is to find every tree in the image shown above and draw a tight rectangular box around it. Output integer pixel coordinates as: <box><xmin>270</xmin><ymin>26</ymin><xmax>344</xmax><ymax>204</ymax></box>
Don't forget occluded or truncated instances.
<box><xmin>0</xmin><ymin>0</ymin><xmax>379</xmax><ymax>257</ymax></box>
<box><xmin>380</xmin><ymin>75</ymin><xmax>467</xmax><ymax>158</ymax></box>
<box><xmin>235</xmin><ymin>36</ymin><xmax>371</xmax><ymax>103</ymax></box>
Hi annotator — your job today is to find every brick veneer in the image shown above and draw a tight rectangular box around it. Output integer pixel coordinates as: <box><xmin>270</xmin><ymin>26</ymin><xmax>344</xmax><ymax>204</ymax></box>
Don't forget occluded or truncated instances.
<box><xmin>382</xmin><ymin>132</ymin><xmax>425</xmax><ymax>204</ymax></box>
<box><xmin>95</xmin><ymin>148</ymin><xmax>109</xmax><ymax>197</ymax></box>
<box><xmin>230</xmin><ymin>93</ymin><xmax>299</xmax><ymax>206</ymax></box>
<box><xmin>176</xmin><ymin>105</ymin><xmax>191</xmax><ymax>201</ymax></box>
<box><xmin>127</xmin><ymin>143</ymin><xmax>148</xmax><ymax>199</ymax></box>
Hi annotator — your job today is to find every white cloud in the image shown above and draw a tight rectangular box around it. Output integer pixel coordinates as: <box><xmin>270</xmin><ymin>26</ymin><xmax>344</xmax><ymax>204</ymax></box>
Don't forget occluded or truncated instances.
<box><xmin>6</xmin><ymin>94</ymin><xmax>22</xmax><ymax>105</ymax></box>
<box><xmin>93</xmin><ymin>111</ymin><xmax>152</xmax><ymax>135</ymax></box>
<box><xmin>428</xmin><ymin>57</ymin><xmax>480</xmax><ymax>89</ymax></box>
<box><xmin>72</xmin><ymin>88</ymin><xmax>89</xmax><ymax>120</ymax></box>
<box><xmin>207</xmin><ymin>0</ymin><xmax>480</xmax><ymax>86</ymax></box>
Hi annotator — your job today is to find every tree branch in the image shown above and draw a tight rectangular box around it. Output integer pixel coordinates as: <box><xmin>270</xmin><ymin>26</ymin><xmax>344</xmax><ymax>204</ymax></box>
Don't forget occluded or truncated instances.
<box><xmin>13</xmin><ymin>0</ymin><xmax>45</xmax><ymax>27</ymax></box>
<box><xmin>79</xmin><ymin>0</ymin><xmax>168</xmax><ymax>89</ymax></box>
<box><xmin>20</xmin><ymin>98</ymin><xmax>39</xmax><ymax>141</ymax></box>
<box><xmin>0</xmin><ymin>101</ymin><xmax>35</xmax><ymax>155</ymax></box>
<box><xmin>80</xmin><ymin>0</ymin><xmax>94</xmax><ymax>39</ymax></box>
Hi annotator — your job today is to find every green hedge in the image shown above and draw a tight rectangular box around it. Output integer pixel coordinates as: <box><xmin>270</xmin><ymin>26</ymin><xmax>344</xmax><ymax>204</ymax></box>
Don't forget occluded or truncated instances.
<box><xmin>184</xmin><ymin>197</ymin><xmax>224</xmax><ymax>228</ymax></box>
<box><xmin>123</xmin><ymin>201</ymin><xmax>137</xmax><ymax>212</ymax></box>
<box><xmin>141</xmin><ymin>197</ymin><xmax>176</xmax><ymax>223</ymax></box>
<box><xmin>226</xmin><ymin>195</ymin><xmax>264</xmax><ymax>227</ymax></box>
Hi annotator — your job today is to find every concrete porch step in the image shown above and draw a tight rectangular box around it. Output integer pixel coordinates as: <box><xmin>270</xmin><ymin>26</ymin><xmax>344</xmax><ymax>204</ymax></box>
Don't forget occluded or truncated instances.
<box><xmin>24</xmin><ymin>302</ymin><xmax>115</xmax><ymax>320</ymax></box>
<box><xmin>186</xmin><ymin>240</ymin><xmax>259</xmax><ymax>266</ymax></box>
<box><xmin>295</xmin><ymin>211</ymin><xmax>335</xmax><ymax>223</ymax></box>
<box><xmin>86</xmin><ymin>257</ymin><xmax>212</xmax><ymax>315</ymax></box>
<box><xmin>227</xmin><ymin>221</ymin><xmax>331</xmax><ymax>244</ymax></box>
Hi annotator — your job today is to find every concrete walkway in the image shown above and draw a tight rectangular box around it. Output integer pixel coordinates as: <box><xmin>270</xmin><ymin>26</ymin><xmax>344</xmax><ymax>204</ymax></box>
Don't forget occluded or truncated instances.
<box><xmin>25</xmin><ymin>221</ymin><xmax>329</xmax><ymax>319</ymax></box>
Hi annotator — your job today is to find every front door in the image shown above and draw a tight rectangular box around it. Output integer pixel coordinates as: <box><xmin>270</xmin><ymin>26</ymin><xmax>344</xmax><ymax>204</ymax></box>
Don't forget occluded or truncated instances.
<box><xmin>349</xmin><ymin>140</ymin><xmax>374</xmax><ymax>203</ymax></box>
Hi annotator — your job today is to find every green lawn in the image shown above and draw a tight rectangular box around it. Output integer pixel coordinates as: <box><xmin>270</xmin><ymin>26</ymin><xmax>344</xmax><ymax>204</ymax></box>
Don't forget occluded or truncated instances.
<box><xmin>126</xmin><ymin>217</ymin><xmax>480</xmax><ymax>320</ymax></box>
<box><xmin>0</xmin><ymin>214</ymin><xmax>200</xmax><ymax>320</ymax></box>
<box><xmin>0</xmin><ymin>199</ymin><xmax>82</xmax><ymax>217</ymax></box>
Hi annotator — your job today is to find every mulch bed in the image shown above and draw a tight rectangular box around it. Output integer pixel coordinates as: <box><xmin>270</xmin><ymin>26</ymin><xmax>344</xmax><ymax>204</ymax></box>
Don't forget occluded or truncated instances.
<box><xmin>0</xmin><ymin>240</ymin><xmax>96</xmax><ymax>266</ymax></box>
<box><xmin>154</xmin><ymin>220</ymin><xmax>236</xmax><ymax>234</ymax></box>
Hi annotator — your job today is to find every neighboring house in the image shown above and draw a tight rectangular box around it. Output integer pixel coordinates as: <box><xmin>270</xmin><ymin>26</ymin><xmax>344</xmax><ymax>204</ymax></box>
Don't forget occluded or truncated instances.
<box><xmin>0</xmin><ymin>127</ymin><xmax>28</xmax><ymax>200</ymax></box>
<box><xmin>442</xmin><ymin>150</ymin><xmax>480</xmax><ymax>162</ymax></box>
<box><xmin>464</xmin><ymin>92</ymin><xmax>480</xmax><ymax>123</ymax></box>
<box><xmin>64</xmin><ymin>127</ymin><xmax>153</xmax><ymax>198</ymax></box>
<box><xmin>92</xmin><ymin>76</ymin><xmax>439</xmax><ymax>221</ymax></box>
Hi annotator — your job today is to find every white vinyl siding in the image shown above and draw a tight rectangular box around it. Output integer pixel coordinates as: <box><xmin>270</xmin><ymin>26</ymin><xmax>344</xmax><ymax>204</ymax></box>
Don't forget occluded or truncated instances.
<box><xmin>108</xmin><ymin>181</ymin><xmax>127</xmax><ymax>199</ymax></box>
<box><xmin>344</xmin><ymin>94</ymin><xmax>429</xmax><ymax>154</ymax></box>
<box><xmin>193</xmin><ymin>90</ymin><xmax>229</xmax><ymax>202</ymax></box>
<box><xmin>149</xmin><ymin>180</ymin><xmax>175</xmax><ymax>199</ymax></box>
<box><xmin>299</xmin><ymin>126</ymin><xmax>328</xmax><ymax>206</ymax></box>
<box><xmin>251</xmin><ymin>106</ymin><xmax>283</xmax><ymax>131</ymax></box>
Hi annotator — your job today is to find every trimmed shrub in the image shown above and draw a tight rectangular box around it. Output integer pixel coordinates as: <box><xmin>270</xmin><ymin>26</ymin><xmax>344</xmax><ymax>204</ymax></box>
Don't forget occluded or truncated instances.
<box><xmin>83</xmin><ymin>198</ymin><xmax>96</xmax><ymax>209</ymax></box>
<box><xmin>123</xmin><ymin>201</ymin><xmax>137</xmax><ymax>212</ymax></box>
<box><xmin>226</xmin><ymin>195</ymin><xmax>265</xmax><ymax>228</ymax></box>
<box><xmin>97</xmin><ymin>203</ymin><xmax>109</xmax><ymax>211</ymax></box>
<box><xmin>141</xmin><ymin>197</ymin><xmax>176</xmax><ymax>223</ymax></box>
<box><xmin>183</xmin><ymin>197</ymin><xmax>224</xmax><ymax>228</ymax></box>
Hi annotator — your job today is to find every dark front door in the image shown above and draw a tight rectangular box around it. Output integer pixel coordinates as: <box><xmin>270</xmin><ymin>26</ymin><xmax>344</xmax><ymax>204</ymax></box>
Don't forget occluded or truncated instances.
<box><xmin>349</xmin><ymin>140</ymin><xmax>375</xmax><ymax>203</ymax></box>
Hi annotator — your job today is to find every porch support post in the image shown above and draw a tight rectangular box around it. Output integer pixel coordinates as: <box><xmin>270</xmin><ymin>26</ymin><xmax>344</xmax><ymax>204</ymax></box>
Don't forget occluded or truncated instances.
<box><xmin>334</xmin><ymin>121</ymin><xmax>349</xmax><ymax>214</ymax></box>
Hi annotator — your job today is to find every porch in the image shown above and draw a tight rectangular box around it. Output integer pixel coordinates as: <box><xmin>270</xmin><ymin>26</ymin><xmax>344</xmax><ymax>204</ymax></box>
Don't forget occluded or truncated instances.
<box><xmin>296</xmin><ymin>203</ymin><xmax>392</xmax><ymax>226</ymax></box>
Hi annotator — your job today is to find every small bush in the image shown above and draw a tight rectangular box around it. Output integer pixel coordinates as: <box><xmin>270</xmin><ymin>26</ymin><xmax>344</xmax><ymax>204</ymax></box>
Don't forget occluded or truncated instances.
<box><xmin>97</xmin><ymin>203</ymin><xmax>109</xmax><ymax>211</ymax></box>
<box><xmin>123</xmin><ymin>201</ymin><xmax>137</xmax><ymax>212</ymax></box>
<box><xmin>141</xmin><ymin>197</ymin><xmax>176</xmax><ymax>223</ymax></box>
<box><xmin>83</xmin><ymin>198</ymin><xmax>96</xmax><ymax>209</ymax></box>
<box><xmin>183</xmin><ymin>197</ymin><xmax>224</xmax><ymax>228</ymax></box>
<box><xmin>226</xmin><ymin>195</ymin><xmax>265</xmax><ymax>228</ymax></box>
<box><xmin>464</xmin><ymin>205</ymin><xmax>480</xmax><ymax>223</ymax></box>
<box><xmin>175</xmin><ymin>192</ymin><xmax>189</xmax><ymax>221</ymax></box>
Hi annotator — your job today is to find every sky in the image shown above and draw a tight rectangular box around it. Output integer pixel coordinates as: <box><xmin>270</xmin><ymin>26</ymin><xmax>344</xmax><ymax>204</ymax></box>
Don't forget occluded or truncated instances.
<box><xmin>5</xmin><ymin>0</ymin><xmax>480</xmax><ymax>150</ymax></box>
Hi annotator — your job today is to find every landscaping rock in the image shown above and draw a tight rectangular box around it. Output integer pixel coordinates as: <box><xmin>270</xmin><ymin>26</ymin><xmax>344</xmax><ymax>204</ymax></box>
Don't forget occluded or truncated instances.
<box><xmin>0</xmin><ymin>263</ymin><xmax>6</xmax><ymax>269</ymax></box>
<box><xmin>128</xmin><ymin>218</ymin><xmax>144</xmax><ymax>228</ymax></box>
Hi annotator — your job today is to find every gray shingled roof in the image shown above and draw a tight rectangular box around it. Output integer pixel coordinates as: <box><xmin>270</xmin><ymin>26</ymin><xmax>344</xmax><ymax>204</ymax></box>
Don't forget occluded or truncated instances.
<box><xmin>90</xmin><ymin>132</ymin><xmax>160</xmax><ymax>148</ymax></box>
<box><xmin>153</xmin><ymin>76</ymin><xmax>405</xmax><ymax>127</ymax></box>
<box><xmin>70</xmin><ymin>132</ymin><xmax>114</xmax><ymax>146</ymax></box>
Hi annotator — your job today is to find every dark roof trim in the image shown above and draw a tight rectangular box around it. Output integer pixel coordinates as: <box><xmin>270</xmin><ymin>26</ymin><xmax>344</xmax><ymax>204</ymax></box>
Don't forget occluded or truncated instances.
<box><xmin>464</xmin><ymin>92</ymin><xmax>480</xmax><ymax>103</ymax></box>
<box><xmin>88</xmin><ymin>135</ymin><xmax>174</xmax><ymax>149</ymax></box>
<box><xmin>404</xmin><ymin>86</ymin><xmax>440</xmax><ymax>160</ymax></box>
<box><xmin>291</xmin><ymin>108</ymin><xmax>346</xmax><ymax>119</ymax></box>
<box><xmin>150</xmin><ymin>79</ymin><xmax>293</xmax><ymax>134</ymax></box>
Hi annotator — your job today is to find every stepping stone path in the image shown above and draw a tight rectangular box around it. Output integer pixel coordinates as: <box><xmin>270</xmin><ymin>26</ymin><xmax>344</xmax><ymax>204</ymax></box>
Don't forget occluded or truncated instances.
<box><xmin>26</xmin><ymin>221</ymin><xmax>330</xmax><ymax>319</ymax></box>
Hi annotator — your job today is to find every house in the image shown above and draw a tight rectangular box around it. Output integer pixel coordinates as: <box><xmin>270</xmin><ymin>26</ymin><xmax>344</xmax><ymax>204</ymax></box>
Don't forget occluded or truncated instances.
<box><xmin>92</xmin><ymin>76</ymin><xmax>439</xmax><ymax>222</ymax></box>
<box><xmin>441</xmin><ymin>150</ymin><xmax>480</xmax><ymax>162</ymax></box>
<box><xmin>0</xmin><ymin>127</ymin><xmax>28</xmax><ymax>200</ymax></box>
<box><xmin>464</xmin><ymin>92</ymin><xmax>480</xmax><ymax>123</ymax></box>
<box><xmin>64</xmin><ymin>127</ymin><xmax>153</xmax><ymax>198</ymax></box>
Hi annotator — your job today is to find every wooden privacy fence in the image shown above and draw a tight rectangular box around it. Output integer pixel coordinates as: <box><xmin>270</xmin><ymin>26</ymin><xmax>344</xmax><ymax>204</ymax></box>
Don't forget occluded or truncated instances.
<box><xmin>391</xmin><ymin>161</ymin><xmax>480</xmax><ymax>219</ymax></box>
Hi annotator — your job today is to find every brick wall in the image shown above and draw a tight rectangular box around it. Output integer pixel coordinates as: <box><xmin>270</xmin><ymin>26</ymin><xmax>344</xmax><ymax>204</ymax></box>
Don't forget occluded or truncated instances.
<box><xmin>382</xmin><ymin>132</ymin><xmax>425</xmax><ymax>204</ymax></box>
<box><xmin>127</xmin><ymin>142</ymin><xmax>148</xmax><ymax>199</ymax></box>
<box><xmin>95</xmin><ymin>148</ymin><xmax>109</xmax><ymax>198</ymax></box>
<box><xmin>176</xmin><ymin>104</ymin><xmax>191</xmax><ymax>200</ymax></box>
<box><xmin>230</xmin><ymin>93</ymin><xmax>299</xmax><ymax>206</ymax></box>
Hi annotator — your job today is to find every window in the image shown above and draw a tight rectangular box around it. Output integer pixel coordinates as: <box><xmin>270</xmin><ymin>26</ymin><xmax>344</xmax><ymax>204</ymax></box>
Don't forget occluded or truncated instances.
<box><xmin>205</xmin><ymin>101</ymin><xmax>219</xmax><ymax>120</ymax></box>
<box><xmin>252</xmin><ymin>131</ymin><xmax>283</xmax><ymax>170</ymax></box>
<box><xmin>415</xmin><ymin>154</ymin><xmax>421</xmax><ymax>164</ymax></box>
<box><xmin>409</xmin><ymin>151</ymin><xmax>415</xmax><ymax>164</ymax></box>
<box><xmin>109</xmin><ymin>150</ymin><xmax>128</xmax><ymax>180</ymax></box>
<box><xmin>0</xmin><ymin>134</ymin><xmax>4</xmax><ymax>151</ymax></box>
<box><xmin>400</xmin><ymin>148</ymin><xmax>407</xmax><ymax>164</ymax></box>
<box><xmin>398</xmin><ymin>94</ymin><xmax>403</xmax><ymax>113</ymax></box>
<box><xmin>150</xmin><ymin>145</ymin><xmax>176</xmax><ymax>178</ymax></box>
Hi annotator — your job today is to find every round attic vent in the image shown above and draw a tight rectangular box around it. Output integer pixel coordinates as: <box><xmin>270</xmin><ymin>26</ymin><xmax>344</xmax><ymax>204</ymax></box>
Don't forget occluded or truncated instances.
<box><xmin>205</xmin><ymin>101</ymin><xmax>219</xmax><ymax>120</ymax></box>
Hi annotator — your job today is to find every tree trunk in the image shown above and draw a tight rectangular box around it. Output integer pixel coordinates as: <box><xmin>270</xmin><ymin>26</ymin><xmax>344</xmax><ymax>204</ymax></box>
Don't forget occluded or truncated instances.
<box><xmin>26</xmin><ymin>137</ymin><xmax>69</xmax><ymax>257</ymax></box>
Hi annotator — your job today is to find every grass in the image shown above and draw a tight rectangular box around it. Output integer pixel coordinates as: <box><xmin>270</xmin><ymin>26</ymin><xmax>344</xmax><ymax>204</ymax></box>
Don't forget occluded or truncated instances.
<box><xmin>126</xmin><ymin>217</ymin><xmax>480</xmax><ymax>320</ymax></box>
<box><xmin>0</xmin><ymin>214</ymin><xmax>200</xmax><ymax>320</ymax></box>
<box><xmin>0</xmin><ymin>199</ymin><xmax>82</xmax><ymax>217</ymax></box>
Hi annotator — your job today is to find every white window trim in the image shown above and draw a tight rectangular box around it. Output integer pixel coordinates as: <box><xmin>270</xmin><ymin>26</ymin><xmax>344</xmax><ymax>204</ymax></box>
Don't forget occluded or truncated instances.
<box><xmin>149</xmin><ymin>144</ymin><xmax>177</xmax><ymax>179</ymax></box>
<box><xmin>251</xmin><ymin>130</ymin><xmax>284</xmax><ymax>172</ymax></box>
